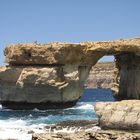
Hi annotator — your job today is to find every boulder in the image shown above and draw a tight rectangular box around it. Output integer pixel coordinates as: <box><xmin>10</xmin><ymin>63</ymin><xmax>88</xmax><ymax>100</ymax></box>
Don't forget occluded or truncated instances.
<box><xmin>95</xmin><ymin>100</ymin><xmax>140</xmax><ymax>130</ymax></box>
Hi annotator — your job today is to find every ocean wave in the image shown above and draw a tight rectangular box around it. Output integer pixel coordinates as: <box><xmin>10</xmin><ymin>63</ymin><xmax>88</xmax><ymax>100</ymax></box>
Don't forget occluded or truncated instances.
<box><xmin>65</xmin><ymin>102</ymin><xmax>94</xmax><ymax>110</ymax></box>
<box><xmin>0</xmin><ymin>104</ymin><xmax>2</xmax><ymax>110</ymax></box>
<box><xmin>0</xmin><ymin>117</ymin><xmax>100</xmax><ymax>140</ymax></box>
<box><xmin>0</xmin><ymin>118</ymin><xmax>45</xmax><ymax>140</ymax></box>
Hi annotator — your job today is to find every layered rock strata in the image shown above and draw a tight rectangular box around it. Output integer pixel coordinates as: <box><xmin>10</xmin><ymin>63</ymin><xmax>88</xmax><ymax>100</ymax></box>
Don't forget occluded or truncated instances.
<box><xmin>86</xmin><ymin>62</ymin><xmax>115</xmax><ymax>88</ymax></box>
<box><xmin>95</xmin><ymin>100</ymin><xmax>140</xmax><ymax>130</ymax></box>
<box><xmin>0</xmin><ymin>65</ymin><xmax>90</xmax><ymax>109</ymax></box>
<box><xmin>113</xmin><ymin>53</ymin><xmax>140</xmax><ymax>100</ymax></box>
<box><xmin>4</xmin><ymin>38</ymin><xmax>140</xmax><ymax>66</ymax></box>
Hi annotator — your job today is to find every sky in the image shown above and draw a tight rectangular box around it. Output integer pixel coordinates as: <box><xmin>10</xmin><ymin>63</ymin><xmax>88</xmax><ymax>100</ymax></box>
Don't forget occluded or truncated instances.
<box><xmin>0</xmin><ymin>0</ymin><xmax>140</xmax><ymax>65</ymax></box>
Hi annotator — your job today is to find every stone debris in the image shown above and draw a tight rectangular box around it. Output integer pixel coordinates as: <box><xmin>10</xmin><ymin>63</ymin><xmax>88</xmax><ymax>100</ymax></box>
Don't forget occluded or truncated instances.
<box><xmin>32</xmin><ymin>130</ymin><xmax>140</xmax><ymax>140</ymax></box>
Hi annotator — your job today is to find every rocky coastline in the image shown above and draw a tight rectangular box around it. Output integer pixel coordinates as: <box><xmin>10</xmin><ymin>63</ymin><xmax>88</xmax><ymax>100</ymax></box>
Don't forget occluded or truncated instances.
<box><xmin>32</xmin><ymin>130</ymin><xmax>140</xmax><ymax>140</ymax></box>
<box><xmin>32</xmin><ymin>100</ymin><xmax>140</xmax><ymax>140</ymax></box>
<box><xmin>0</xmin><ymin>38</ymin><xmax>140</xmax><ymax>139</ymax></box>
<box><xmin>1</xmin><ymin>37</ymin><xmax>140</xmax><ymax>109</ymax></box>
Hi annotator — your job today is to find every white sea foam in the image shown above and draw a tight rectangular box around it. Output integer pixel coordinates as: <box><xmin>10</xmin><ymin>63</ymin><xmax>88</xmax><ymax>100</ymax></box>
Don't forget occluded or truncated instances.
<box><xmin>76</xmin><ymin>103</ymin><xmax>93</xmax><ymax>110</ymax></box>
<box><xmin>46</xmin><ymin>126</ymin><xmax>101</xmax><ymax>133</ymax></box>
<box><xmin>0</xmin><ymin>118</ymin><xmax>45</xmax><ymax>140</ymax></box>
<box><xmin>0</xmin><ymin>102</ymin><xmax>96</xmax><ymax>140</ymax></box>
<box><xmin>65</xmin><ymin>102</ymin><xmax>94</xmax><ymax>110</ymax></box>
<box><xmin>0</xmin><ymin>89</ymin><xmax>113</xmax><ymax>139</ymax></box>
<box><xmin>0</xmin><ymin>104</ymin><xmax>2</xmax><ymax>110</ymax></box>
<box><xmin>0</xmin><ymin>117</ymin><xmax>100</xmax><ymax>140</ymax></box>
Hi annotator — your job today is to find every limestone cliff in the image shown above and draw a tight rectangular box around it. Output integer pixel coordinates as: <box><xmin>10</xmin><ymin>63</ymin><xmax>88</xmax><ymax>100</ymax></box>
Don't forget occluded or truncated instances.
<box><xmin>0</xmin><ymin>65</ymin><xmax>90</xmax><ymax>109</ymax></box>
<box><xmin>86</xmin><ymin>62</ymin><xmax>115</xmax><ymax>88</ymax></box>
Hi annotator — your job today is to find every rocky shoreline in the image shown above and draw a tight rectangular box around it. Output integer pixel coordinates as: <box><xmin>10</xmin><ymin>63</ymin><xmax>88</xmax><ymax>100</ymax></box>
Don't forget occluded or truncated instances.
<box><xmin>32</xmin><ymin>130</ymin><xmax>140</xmax><ymax>140</ymax></box>
<box><xmin>32</xmin><ymin>100</ymin><xmax>140</xmax><ymax>140</ymax></box>
<box><xmin>44</xmin><ymin>120</ymin><xmax>99</xmax><ymax>133</ymax></box>
<box><xmin>0</xmin><ymin>38</ymin><xmax>140</xmax><ymax>139</ymax></box>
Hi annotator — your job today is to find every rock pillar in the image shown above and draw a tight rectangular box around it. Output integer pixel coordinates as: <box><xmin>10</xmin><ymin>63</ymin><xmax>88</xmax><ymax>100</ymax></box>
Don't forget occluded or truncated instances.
<box><xmin>0</xmin><ymin>65</ymin><xmax>91</xmax><ymax>109</ymax></box>
<box><xmin>113</xmin><ymin>53</ymin><xmax>140</xmax><ymax>100</ymax></box>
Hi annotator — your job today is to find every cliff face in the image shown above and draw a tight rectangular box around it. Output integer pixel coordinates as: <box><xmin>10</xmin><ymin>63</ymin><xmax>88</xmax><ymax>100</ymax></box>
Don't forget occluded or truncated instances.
<box><xmin>0</xmin><ymin>65</ymin><xmax>90</xmax><ymax>109</ymax></box>
<box><xmin>0</xmin><ymin>38</ymin><xmax>140</xmax><ymax>109</ymax></box>
<box><xmin>86</xmin><ymin>62</ymin><xmax>115</xmax><ymax>89</ymax></box>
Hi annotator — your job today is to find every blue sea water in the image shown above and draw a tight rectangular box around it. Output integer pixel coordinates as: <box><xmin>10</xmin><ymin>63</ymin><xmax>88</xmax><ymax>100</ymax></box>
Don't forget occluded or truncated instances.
<box><xmin>0</xmin><ymin>88</ymin><xmax>114</xmax><ymax>140</ymax></box>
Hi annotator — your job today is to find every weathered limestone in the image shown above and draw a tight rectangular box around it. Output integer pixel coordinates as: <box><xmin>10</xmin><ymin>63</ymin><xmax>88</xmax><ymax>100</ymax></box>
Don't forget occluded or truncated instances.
<box><xmin>32</xmin><ymin>130</ymin><xmax>140</xmax><ymax>140</ymax></box>
<box><xmin>112</xmin><ymin>53</ymin><xmax>140</xmax><ymax>100</ymax></box>
<box><xmin>95</xmin><ymin>100</ymin><xmax>140</xmax><ymax>130</ymax></box>
<box><xmin>4</xmin><ymin>43</ymin><xmax>103</xmax><ymax>66</ymax></box>
<box><xmin>0</xmin><ymin>65</ymin><xmax>90</xmax><ymax>109</ymax></box>
<box><xmin>1</xmin><ymin>37</ymin><xmax>140</xmax><ymax>109</ymax></box>
<box><xmin>4</xmin><ymin>38</ymin><xmax>140</xmax><ymax>65</ymax></box>
<box><xmin>86</xmin><ymin>62</ymin><xmax>115</xmax><ymax>88</ymax></box>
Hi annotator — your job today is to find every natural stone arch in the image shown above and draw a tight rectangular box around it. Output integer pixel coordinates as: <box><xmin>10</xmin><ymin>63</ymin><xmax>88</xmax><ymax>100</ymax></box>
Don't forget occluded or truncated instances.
<box><xmin>0</xmin><ymin>37</ymin><xmax>140</xmax><ymax>109</ymax></box>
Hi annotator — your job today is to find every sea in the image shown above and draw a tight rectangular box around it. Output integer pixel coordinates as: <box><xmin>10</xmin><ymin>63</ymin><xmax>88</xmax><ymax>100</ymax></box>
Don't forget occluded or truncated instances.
<box><xmin>0</xmin><ymin>88</ymin><xmax>114</xmax><ymax>140</ymax></box>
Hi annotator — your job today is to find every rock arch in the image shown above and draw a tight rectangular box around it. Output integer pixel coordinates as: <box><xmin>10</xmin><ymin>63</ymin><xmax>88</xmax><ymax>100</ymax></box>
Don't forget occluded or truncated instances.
<box><xmin>0</xmin><ymin>38</ymin><xmax>140</xmax><ymax>109</ymax></box>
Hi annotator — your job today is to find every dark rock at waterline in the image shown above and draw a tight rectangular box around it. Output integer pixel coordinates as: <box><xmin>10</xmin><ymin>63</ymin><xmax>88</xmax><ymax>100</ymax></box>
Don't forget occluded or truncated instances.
<box><xmin>1</xmin><ymin>100</ymin><xmax>78</xmax><ymax>110</ymax></box>
<box><xmin>28</xmin><ymin>130</ymin><xmax>35</xmax><ymax>134</ymax></box>
<box><xmin>53</xmin><ymin>120</ymin><xmax>98</xmax><ymax>127</ymax></box>
<box><xmin>45</xmin><ymin>120</ymin><xmax>98</xmax><ymax>132</ymax></box>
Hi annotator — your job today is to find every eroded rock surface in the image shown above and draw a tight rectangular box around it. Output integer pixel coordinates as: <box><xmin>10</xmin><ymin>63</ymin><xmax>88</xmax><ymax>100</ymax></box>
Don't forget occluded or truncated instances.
<box><xmin>0</xmin><ymin>65</ymin><xmax>90</xmax><ymax>109</ymax></box>
<box><xmin>86</xmin><ymin>62</ymin><xmax>115</xmax><ymax>88</ymax></box>
<box><xmin>113</xmin><ymin>53</ymin><xmax>140</xmax><ymax>100</ymax></box>
<box><xmin>1</xmin><ymin>37</ymin><xmax>140</xmax><ymax>109</ymax></box>
<box><xmin>4</xmin><ymin>38</ymin><xmax>140</xmax><ymax>65</ymax></box>
<box><xmin>32</xmin><ymin>130</ymin><xmax>140</xmax><ymax>140</ymax></box>
<box><xmin>95</xmin><ymin>100</ymin><xmax>140</xmax><ymax>130</ymax></box>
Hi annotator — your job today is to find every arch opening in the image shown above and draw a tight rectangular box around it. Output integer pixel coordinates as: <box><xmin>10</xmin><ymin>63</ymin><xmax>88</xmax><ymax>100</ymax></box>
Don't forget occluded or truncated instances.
<box><xmin>80</xmin><ymin>52</ymin><xmax>140</xmax><ymax>103</ymax></box>
<box><xmin>80</xmin><ymin>56</ymin><xmax>115</xmax><ymax>103</ymax></box>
